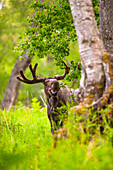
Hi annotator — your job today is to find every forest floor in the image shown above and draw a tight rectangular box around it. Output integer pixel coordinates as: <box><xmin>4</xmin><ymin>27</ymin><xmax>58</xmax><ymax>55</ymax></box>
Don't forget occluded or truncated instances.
<box><xmin>0</xmin><ymin>98</ymin><xmax>113</xmax><ymax>170</ymax></box>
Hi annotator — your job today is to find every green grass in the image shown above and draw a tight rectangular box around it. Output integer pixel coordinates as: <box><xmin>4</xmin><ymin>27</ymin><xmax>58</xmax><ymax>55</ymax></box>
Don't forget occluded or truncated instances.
<box><xmin>0</xmin><ymin>99</ymin><xmax>113</xmax><ymax>170</ymax></box>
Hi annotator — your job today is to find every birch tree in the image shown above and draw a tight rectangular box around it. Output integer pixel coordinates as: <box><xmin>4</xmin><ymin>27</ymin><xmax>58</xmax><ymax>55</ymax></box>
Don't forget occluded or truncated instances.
<box><xmin>69</xmin><ymin>0</ymin><xmax>113</xmax><ymax>110</ymax></box>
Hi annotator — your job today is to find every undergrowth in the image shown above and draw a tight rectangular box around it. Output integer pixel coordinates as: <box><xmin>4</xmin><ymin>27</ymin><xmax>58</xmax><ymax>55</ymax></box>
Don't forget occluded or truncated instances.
<box><xmin>0</xmin><ymin>99</ymin><xmax>113</xmax><ymax>170</ymax></box>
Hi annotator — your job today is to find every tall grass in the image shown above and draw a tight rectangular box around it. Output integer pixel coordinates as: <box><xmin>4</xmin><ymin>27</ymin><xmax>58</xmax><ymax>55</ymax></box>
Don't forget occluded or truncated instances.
<box><xmin>0</xmin><ymin>99</ymin><xmax>113</xmax><ymax>170</ymax></box>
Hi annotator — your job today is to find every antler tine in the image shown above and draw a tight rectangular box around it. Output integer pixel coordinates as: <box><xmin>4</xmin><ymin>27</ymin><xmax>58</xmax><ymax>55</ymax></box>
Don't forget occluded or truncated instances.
<box><xmin>54</xmin><ymin>60</ymin><xmax>70</xmax><ymax>80</ymax></box>
<box><xmin>17</xmin><ymin>70</ymin><xmax>34</xmax><ymax>84</ymax></box>
<box><xmin>20</xmin><ymin>69</ymin><xmax>28</xmax><ymax>81</ymax></box>
<box><xmin>17</xmin><ymin>63</ymin><xmax>45</xmax><ymax>84</ymax></box>
<box><xmin>29</xmin><ymin>63</ymin><xmax>38</xmax><ymax>79</ymax></box>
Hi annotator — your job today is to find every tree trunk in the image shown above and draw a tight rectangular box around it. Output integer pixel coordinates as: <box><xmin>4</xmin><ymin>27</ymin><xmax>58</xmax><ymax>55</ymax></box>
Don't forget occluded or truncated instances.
<box><xmin>99</xmin><ymin>0</ymin><xmax>113</xmax><ymax>54</ymax></box>
<box><xmin>0</xmin><ymin>53</ymin><xmax>31</xmax><ymax>111</ymax></box>
<box><xmin>69</xmin><ymin>0</ymin><xmax>113</xmax><ymax>110</ymax></box>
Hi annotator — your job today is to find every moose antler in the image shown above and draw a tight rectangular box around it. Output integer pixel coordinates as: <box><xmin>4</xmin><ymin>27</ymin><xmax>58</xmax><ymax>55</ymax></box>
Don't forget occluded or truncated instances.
<box><xmin>17</xmin><ymin>61</ymin><xmax>70</xmax><ymax>84</ymax></box>
<box><xmin>17</xmin><ymin>63</ymin><xmax>45</xmax><ymax>84</ymax></box>
<box><xmin>54</xmin><ymin>61</ymin><xmax>70</xmax><ymax>80</ymax></box>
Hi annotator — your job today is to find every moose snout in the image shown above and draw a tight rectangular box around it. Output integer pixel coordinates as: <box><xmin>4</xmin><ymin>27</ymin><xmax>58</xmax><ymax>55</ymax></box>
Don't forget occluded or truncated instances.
<box><xmin>50</xmin><ymin>81</ymin><xmax>60</xmax><ymax>96</ymax></box>
<box><xmin>50</xmin><ymin>90</ymin><xmax>57</xmax><ymax>96</ymax></box>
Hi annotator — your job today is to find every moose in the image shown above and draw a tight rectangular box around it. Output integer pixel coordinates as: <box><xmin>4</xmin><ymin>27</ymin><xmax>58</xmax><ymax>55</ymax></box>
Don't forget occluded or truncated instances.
<box><xmin>17</xmin><ymin>61</ymin><xmax>76</xmax><ymax>133</ymax></box>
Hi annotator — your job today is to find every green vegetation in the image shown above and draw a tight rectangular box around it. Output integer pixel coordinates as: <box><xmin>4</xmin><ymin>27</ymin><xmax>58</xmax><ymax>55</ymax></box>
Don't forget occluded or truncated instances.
<box><xmin>1</xmin><ymin>1</ymin><xmax>113</xmax><ymax>169</ymax></box>
<box><xmin>0</xmin><ymin>0</ymin><xmax>33</xmax><ymax>102</ymax></box>
<box><xmin>18</xmin><ymin>41</ymin><xmax>80</xmax><ymax>105</ymax></box>
<box><xmin>16</xmin><ymin>0</ymin><xmax>76</xmax><ymax>63</ymax></box>
<box><xmin>0</xmin><ymin>100</ymin><xmax>113</xmax><ymax>170</ymax></box>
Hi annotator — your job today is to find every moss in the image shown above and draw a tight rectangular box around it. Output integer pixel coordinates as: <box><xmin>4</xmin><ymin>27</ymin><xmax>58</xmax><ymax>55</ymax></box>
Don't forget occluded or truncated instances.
<box><xmin>98</xmin><ymin>53</ymin><xmax>113</xmax><ymax>109</ymax></box>
<box><xmin>102</xmin><ymin>53</ymin><xmax>110</xmax><ymax>63</ymax></box>
<box><xmin>75</xmin><ymin>107</ymin><xmax>88</xmax><ymax>115</ymax></box>
<box><xmin>96</xmin><ymin>83</ymin><xmax>103</xmax><ymax>89</ymax></box>
<box><xmin>108</xmin><ymin>71</ymin><xmax>113</xmax><ymax>77</ymax></box>
<box><xmin>73</xmin><ymin>53</ymin><xmax>113</xmax><ymax>112</ymax></box>
<box><xmin>88</xmin><ymin>94</ymin><xmax>94</xmax><ymax>98</ymax></box>
<box><xmin>108</xmin><ymin>85</ymin><xmax>113</xmax><ymax>93</ymax></box>
<box><xmin>102</xmin><ymin>95</ymin><xmax>109</xmax><ymax>101</ymax></box>
<box><xmin>83</xmin><ymin>94</ymin><xmax>94</xmax><ymax>105</ymax></box>
<box><xmin>100</xmin><ymin>99</ymin><xmax>104</xmax><ymax>106</ymax></box>
<box><xmin>106</xmin><ymin>104</ymin><xmax>113</xmax><ymax>116</ymax></box>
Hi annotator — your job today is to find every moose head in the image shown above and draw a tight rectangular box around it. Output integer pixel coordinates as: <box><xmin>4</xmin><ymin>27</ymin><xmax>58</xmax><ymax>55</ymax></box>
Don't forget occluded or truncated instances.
<box><xmin>17</xmin><ymin>61</ymin><xmax>71</xmax><ymax>133</ymax></box>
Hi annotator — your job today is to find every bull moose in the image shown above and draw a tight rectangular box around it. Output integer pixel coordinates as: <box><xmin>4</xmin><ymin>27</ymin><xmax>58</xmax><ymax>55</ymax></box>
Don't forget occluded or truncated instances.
<box><xmin>17</xmin><ymin>61</ymin><xmax>76</xmax><ymax>133</ymax></box>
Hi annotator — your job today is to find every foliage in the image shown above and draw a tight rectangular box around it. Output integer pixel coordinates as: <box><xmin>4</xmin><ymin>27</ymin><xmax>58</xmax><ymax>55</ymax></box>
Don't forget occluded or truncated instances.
<box><xmin>16</xmin><ymin>0</ymin><xmax>76</xmax><ymax>66</ymax></box>
<box><xmin>0</xmin><ymin>0</ymin><xmax>33</xmax><ymax>102</ymax></box>
<box><xmin>18</xmin><ymin>42</ymin><xmax>80</xmax><ymax>105</ymax></box>
<box><xmin>0</xmin><ymin>0</ymin><xmax>32</xmax><ymax>63</ymax></box>
<box><xmin>92</xmin><ymin>0</ymin><xmax>100</xmax><ymax>28</ymax></box>
<box><xmin>0</xmin><ymin>100</ymin><xmax>113</xmax><ymax>170</ymax></box>
<box><xmin>66</xmin><ymin>60</ymin><xmax>81</xmax><ymax>83</ymax></box>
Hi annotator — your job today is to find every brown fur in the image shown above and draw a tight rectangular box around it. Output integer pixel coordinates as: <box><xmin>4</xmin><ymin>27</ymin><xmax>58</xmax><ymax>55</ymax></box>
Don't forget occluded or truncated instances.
<box><xmin>43</xmin><ymin>78</ymin><xmax>76</xmax><ymax>133</ymax></box>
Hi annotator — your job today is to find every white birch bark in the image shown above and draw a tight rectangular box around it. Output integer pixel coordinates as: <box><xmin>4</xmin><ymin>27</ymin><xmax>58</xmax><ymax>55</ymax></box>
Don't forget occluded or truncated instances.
<box><xmin>69</xmin><ymin>0</ymin><xmax>106</xmax><ymax>105</ymax></box>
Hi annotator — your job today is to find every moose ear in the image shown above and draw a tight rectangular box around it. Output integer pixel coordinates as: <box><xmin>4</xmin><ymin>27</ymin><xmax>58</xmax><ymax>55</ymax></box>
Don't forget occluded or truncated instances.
<box><xmin>43</xmin><ymin>81</ymin><xmax>46</xmax><ymax>85</ymax></box>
